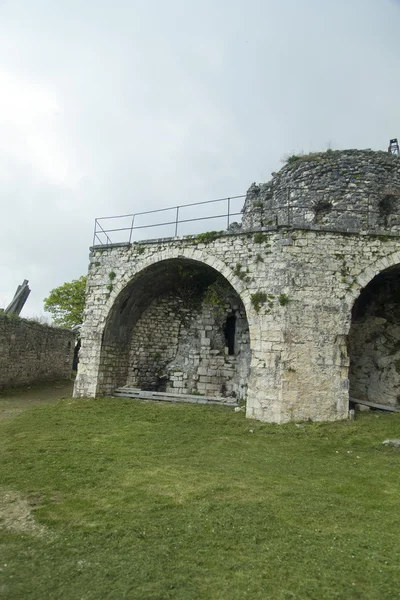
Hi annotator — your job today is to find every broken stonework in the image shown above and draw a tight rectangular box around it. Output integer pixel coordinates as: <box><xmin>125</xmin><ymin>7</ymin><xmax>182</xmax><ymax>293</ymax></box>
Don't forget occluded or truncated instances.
<box><xmin>242</xmin><ymin>149</ymin><xmax>400</xmax><ymax>233</ymax></box>
<box><xmin>382</xmin><ymin>440</ymin><xmax>400</xmax><ymax>448</ymax></box>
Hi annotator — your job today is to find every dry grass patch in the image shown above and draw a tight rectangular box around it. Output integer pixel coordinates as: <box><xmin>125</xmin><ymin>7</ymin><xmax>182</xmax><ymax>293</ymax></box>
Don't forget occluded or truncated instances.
<box><xmin>0</xmin><ymin>490</ymin><xmax>48</xmax><ymax>538</ymax></box>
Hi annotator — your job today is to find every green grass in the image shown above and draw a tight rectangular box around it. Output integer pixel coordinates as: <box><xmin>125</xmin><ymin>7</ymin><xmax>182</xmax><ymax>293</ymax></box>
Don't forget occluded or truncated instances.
<box><xmin>1</xmin><ymin>394</ymin><xmax>400</xmax><ymax>599</ymax></box>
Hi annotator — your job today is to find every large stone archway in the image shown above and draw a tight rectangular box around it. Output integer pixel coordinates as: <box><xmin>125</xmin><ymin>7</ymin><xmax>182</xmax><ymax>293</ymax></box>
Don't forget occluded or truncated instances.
<box><xmin>97</xmin><ymin>257</ymin><xmax>251</xmax><ymax>400</ymax></box>
<box><xmin>74</xmin><ymin>244</ymin><xmax>279</xmax><ymax>420</ymax></box>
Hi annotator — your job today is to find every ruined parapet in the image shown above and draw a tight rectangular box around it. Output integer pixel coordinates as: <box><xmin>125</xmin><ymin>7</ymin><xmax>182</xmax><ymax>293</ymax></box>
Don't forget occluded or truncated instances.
<box><xmin>242</xmin><ymin>150</ymin><xmax>400</xmax><ymax>233</ymax></box>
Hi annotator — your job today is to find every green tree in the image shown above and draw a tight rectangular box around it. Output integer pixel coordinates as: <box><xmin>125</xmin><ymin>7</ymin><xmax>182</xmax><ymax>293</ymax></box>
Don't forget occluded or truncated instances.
<box><xmin>43</xmin><ymin>276</ymin><xmax>87</xmax><ymax>329</ymax></box>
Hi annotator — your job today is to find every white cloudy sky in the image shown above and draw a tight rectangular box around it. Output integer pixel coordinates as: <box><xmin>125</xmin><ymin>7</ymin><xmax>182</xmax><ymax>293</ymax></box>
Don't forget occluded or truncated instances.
<box><xmin>0</xmin><ymin>0</ymin><xmax>399</xmax><ymax>317</ymax></box>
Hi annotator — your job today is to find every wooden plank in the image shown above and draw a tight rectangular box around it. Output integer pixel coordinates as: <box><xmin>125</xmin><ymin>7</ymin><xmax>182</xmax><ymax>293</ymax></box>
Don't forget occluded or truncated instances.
<box><xmin>115</xmin><ymin>395</ymin><xmax>237</xmax><ymax>408</ymax></box>
<box><xmin>114</xmin><ymin>388</ymin><xmax>236</xmax><ymax>404</ymax></box>
<box><xmin>350</xmin><ymin>397</ymin><xmax>400</xmax><ymax>413</ymax></box>
<box><xmin>113</xmin><ymin>388</ymin><xmax>238</xmax><ymax>407</ymax></box>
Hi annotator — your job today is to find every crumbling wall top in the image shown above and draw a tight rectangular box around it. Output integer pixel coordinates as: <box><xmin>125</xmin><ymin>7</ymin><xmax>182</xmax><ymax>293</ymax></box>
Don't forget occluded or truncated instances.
<box><xmin>242</xmin><ymin>149</ymin><xmax>400</xmax><ymax>234</ymax></box>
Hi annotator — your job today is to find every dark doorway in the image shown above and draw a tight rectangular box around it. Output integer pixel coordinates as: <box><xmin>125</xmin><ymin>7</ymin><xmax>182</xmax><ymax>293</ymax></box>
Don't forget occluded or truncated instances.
<box><xmin>225</xmin><ymin>315</ymin><xmax>236</xmax><ymax>355</ymax></box>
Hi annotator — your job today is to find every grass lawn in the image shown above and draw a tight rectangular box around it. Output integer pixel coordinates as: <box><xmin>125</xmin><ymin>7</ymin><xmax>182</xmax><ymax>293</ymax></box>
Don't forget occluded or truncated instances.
<box><xmin>0</xmin><ymin>384</ymin><xmax>400</xmax><ymax>599</ymax></box>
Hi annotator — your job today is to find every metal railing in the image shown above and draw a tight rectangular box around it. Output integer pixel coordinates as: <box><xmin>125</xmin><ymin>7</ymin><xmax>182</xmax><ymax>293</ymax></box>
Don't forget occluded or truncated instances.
<box><xmin>92</xmin><ymin>186</ymin><xmax>400</xmax><ymax>246</ymax></box>
<box><xmin>93</xmin><ymin>195</ymin><xmax>246</xmax><ymax>246</ymax></box>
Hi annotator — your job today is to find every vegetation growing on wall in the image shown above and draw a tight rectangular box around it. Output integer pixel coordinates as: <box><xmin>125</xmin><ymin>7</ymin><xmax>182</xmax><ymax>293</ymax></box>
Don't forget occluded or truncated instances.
<box><xmin>250</xmin><ymin>292</ymin><xmax>275</xmax><ymax>313</ymax></box>
<box><xmin>194</xmin><ymin>231</ymin><xmax>225</xmax><ymax>244</ymax></box>
<box><xmin>278</xmin><ymin>293</ymin><xmax>289</xmax><ymax>306</ymax></box>
<box><xmin>203</xmin><ymin>277</ymin><xmax>233</xmax><ymax>315</ymax></box>
<box><xmin>282</xmin><ymin>149</ymin><xmax>340</xmax><ymax>166</ymax></box>
<box><xmin>250</xmin><ymin>292</ymin><xmax>267</xmax><ymax>313</ymax></box>
<box><xmin>233</xmin><ymin>263</ymin><xmax>250</xmax><ymax>282</ymax></box>
<box><xmin>253</xmin><ymin>232</ymin><xmax>271</xmax><ymax>245</ymax></box>
<box><xmin>161</xmin><ymin>263</ymin><xmax>220</xmax><ymax>308</ymax></box>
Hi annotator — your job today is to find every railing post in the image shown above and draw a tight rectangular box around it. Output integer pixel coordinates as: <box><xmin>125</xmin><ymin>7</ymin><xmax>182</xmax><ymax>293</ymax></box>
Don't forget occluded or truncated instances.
<box><xmin>175</xmin><ymin>206</ymin><xmax>180</xmax><ymax>237</ymax></box>
<box><xmin>227</xmin><ymin>197</ymin><xmax>231</xmax><ymax>229</ymax></box>
<box><xmin>128</xmin><ymin>214</ymin><xmax>135</xmax><ymax>244</ymax></box>
<box><xmin>93</xmin><ymin>219</ymin><xmax>97</xmax><ymax>246</ymax></box>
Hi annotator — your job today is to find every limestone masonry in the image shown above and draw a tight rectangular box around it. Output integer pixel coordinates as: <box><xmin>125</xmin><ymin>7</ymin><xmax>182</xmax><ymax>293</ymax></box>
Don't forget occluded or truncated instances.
<box><xmin>0</xmin><ymin>315</ymin><xmax>75</xmax><ymax>389</ymax></box>
<box><xmin>75</xmin><ymin>149</ymin><xmax>400</xmax><ymax>423</ymax></box>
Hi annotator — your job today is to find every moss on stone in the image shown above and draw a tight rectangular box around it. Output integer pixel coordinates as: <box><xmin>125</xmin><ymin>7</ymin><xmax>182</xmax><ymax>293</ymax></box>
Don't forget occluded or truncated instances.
<box><xmin>251</xmin><ymin>292</ymin><xmax>267</xmax><ymax>313</ymax></box>
<box><xmin>278</xmin><ymin>294</ymin><xmax>289</xmax><ymax>306</ymax></box>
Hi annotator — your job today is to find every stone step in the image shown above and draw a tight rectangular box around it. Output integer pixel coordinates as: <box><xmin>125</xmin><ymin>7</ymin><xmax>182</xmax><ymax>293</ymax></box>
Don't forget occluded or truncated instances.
<box><xmin>113</xmin><ymin>387</ymin><xmax>238</xmax><ymax>408</ymax></box>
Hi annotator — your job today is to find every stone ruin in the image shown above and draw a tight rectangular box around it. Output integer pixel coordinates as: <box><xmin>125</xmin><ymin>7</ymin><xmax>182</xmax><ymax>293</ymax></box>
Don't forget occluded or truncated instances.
<box><xmin>74</xmin><ymin>149</ymin><xmax>400</xmax><ymax>422</ymax></box>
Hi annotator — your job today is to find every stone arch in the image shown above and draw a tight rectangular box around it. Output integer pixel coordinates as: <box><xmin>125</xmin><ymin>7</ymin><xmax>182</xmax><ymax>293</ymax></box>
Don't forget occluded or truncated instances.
<box><xmin>96</xmin><ymin>252</ymin><xmax>253</xmax><ymax>400</ymax></box>
<box><xmin>347</xmin><ymin>250</ymin><xmax>400</xmax><ymax>409</ymax></box>
<box><xmin>103</xmin><ymin>245</ymin><xmax>252</xmax><ymax>321</ymax></box>
<box><xmin>354</xmin><ymin>251</ymin><xmax>400</xmax><ymax>293</ymax></box>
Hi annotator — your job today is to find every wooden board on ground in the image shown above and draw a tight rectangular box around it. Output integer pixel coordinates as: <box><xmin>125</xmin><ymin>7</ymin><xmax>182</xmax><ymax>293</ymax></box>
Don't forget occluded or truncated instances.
<box><xmin>113</xmin><ymin>387</ymin><xmax>238</xmax><ymax>408</ymax></box>
<box><xmin>350</xmin><ymin>397</ymin><xmax>400</xmax><ymax>413</ymax></box>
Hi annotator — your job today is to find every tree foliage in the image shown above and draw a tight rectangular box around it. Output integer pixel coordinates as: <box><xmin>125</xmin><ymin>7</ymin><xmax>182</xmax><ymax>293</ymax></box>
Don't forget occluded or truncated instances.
<box><xmin>43</xmin><ymin>276</ymin><xmax>87</xmax><ymax>329</ymax></box>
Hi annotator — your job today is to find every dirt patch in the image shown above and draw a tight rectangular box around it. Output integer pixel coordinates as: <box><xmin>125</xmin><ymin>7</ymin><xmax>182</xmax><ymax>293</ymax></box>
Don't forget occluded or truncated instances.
<box><xmin>0</xmin><ymin>490</ymin><xmax>49</xmax><ymax>537</ymax></box>
<box><xmin>0</xmin><ymin>380</ymin><xmax>74</xmax><ymax>422</ymax></box>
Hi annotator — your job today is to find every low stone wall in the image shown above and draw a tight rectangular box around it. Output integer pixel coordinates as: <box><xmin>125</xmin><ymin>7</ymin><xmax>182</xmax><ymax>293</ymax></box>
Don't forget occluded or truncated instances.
<box><xmin>0</xmin><ymin>315</ymin><xmax>75</xmax><ymax>389</ymax></box>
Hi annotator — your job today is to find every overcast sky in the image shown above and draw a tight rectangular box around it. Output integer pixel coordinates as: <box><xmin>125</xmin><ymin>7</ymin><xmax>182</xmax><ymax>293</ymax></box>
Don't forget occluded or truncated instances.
<box><xmin>0</xmin><ymin>0</ymin><xmax>399</xmax><ymax>317</ymax></box>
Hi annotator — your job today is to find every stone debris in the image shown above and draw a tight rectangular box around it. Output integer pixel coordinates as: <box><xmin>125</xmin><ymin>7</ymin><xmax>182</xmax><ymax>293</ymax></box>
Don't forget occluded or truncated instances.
<box><xmin>356</xmin><ymin>404</ymin><xmax>370</xmax><ymax>412</ymax></box>
<box><xmin>382</xmin><ymin>439</ymin><xmax>400</xmax><ymax>448</ymax></box>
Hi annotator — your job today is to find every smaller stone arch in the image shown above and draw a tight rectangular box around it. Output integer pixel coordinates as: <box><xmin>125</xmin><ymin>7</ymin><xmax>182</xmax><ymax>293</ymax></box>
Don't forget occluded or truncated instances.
<box><xmin>347</xmin><ymin>251</ymin><xmax>400</xmax><ymax>409</ymax></box>
<box><xmin>354</xmin><ymin>251</ymin><xmax>400</xmax><ymax>292</ymax></box>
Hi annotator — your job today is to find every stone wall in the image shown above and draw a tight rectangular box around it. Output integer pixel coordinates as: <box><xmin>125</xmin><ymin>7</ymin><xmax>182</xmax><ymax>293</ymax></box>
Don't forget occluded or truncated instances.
<box><xmin>127</xmin><ymin>293</ymin><xmax>182</xmax><ymax>391</ymax></box>
<box><xmin>75</xmin><ymin>149</ymin><xmax>400</xmax><ymax>423</ymax></box>
<box><xmin>74</xmin><ymin>226</ymin><xmax>400</xmax><ymax>422</ymax></box>
<box><xmin>0</xmin><ymin>315</ymin><xmax>75</xmax><ymax>389</ymax></box>
<box><xmin>126</xmin><ymin>291</ymin><xmax>250</xmax><ymax>399</ymax></box>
